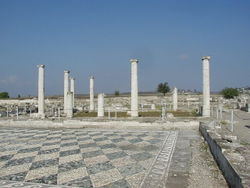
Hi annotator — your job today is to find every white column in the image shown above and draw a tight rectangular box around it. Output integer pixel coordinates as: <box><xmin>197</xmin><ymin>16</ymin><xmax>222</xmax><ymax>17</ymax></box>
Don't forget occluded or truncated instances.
<box><xmin>66</xmin><ymin>91</ymin><xmax>73</xmax><ymax>118</ymax></box>
<box><xmin>58</xmin><ymin>107</ymin><xmax>61</xmax><ymax>119</ymax></box>
<box><xmin>216</xmin><ymin>108</ymin><xmax>219</xmax><ymax>120</ymax></box>
<box><xmin>161</xmin><ymin>107</ymin><xmax>166</xmax><ymax>120</ymax></box>
<box><xmin>70</xmin><ymin>77</ymin><xmax>75</xmax><ymax>107</ymax></box>
<box><xmin>130</xmin><ymin>59</ymin><xmax>139</xmax><ymax>117</ymax></box>
<box><xmin>16</xmin><ymin>106</ymin><xmax>19</xmax><ymax>120</ymax></box>
<box><xmin>37</xmin><ymin>64</ymin><xmax>45</xmax><ymax>118</ymax></box>
<box><xmin>173</xmin><ymin>87</ymin><xmax>178</xmax><ymax>111</ymax></box>
<box><xmin>108</xmin><ymin>107</ymin><xmax>111</xmax><ymax>119</ymax></box>
<box><xmin>202</xmin><ymin>56</ymin><xmax>211</xmax><ymax>117</ymax></box>
<box><xmin>6</xmin><ymin>106</ymin><xmax>9</xmax><ymax>118</ymax></box>
<box><xmin>89</xmin><ymin>76</ymin><xmax>95</xmax><ymax>111</ymax></box>
<box><xmin>230</xmin><ymin>110</ymin><xmax>234</xmax><ymax>132</ymax></box>
<box><xmin>64</xmin><ymin>70</ymin><xmax>70</xmax><ymax>113</ymax></box>
<box><xmin>247</xmin><ymin>97</ymin><xmax>250</xmax><ymax>112</ymax></box>
<box><xmin>219</xmin><ymin>105</ymin><xmax>223</xmax><ymax>120</ymax></box>
<box><xmin>97</xmin><ymin>93</ymin><xmax>104</xmax><ymax>117</ymax></box>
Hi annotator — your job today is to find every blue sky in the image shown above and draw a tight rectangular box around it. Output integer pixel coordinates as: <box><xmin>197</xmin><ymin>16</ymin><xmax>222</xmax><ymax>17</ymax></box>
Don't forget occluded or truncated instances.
<box><xmin>0</xmin><ymin>0</ymin><xmax>250</xmax><ymax>97</ymax></box>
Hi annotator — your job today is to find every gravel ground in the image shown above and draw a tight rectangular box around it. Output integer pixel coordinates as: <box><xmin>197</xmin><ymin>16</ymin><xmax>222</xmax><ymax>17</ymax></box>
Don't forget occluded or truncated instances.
<box><xmin>188</xmin><ymin>136</ymin><xmax>228</xmax><ymax>188</ymax></box>
<box><xmin>225</xmin><ymin>110</ymin><xmax>250</xmax><ymax>147</ymax></box>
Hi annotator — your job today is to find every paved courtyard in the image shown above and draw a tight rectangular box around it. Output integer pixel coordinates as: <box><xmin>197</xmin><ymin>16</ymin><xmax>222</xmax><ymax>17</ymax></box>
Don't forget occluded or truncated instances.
<box><xmin>0</xmin><ymin>128</ymin><xmax>178</xmax><ymax>188</ymax></box>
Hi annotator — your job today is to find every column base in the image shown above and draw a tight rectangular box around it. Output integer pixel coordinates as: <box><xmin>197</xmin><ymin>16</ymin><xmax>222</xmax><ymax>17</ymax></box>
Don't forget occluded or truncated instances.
<box><xmin>130</xmin><ymin>111</ymin><xmax>138</xmax><ymax>117</ymax></box>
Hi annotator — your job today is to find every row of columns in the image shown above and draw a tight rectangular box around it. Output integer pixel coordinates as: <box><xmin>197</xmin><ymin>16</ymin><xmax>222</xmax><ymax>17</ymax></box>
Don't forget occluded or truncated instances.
<box><xmin>37</xmin><ymin>68</ymin><xmax>75</xmax><ymax>119</ymax></box>
<box><xmin>88</xmin><ymin>59</ymin><xmax>140</xmax><ymax>117</ymax></box>
<box><xmin>37</xmin><ymin>56</ymin><xmax>211</xmax><ymax>118</ymax></box>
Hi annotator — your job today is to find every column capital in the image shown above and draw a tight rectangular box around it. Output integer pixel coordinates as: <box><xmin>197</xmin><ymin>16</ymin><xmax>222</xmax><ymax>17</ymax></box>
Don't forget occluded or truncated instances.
<box><xmin>64</xmin><ymin>70</ymin><xmax>70</xmax><ymax>74</ymax></box>
<box><xmin>130</xmin><ymin>59</ymin><xmax>139</xmax><ymax>63</ymax></box>
<box><xmin>90</xmin><ymin>76</ymin><xmax>95</xmax><ymax>79</ymax></box>
<box><xmin>70</xmin><ymin>77</ymin><xmax>75</xmax><ymax>80</ymax></box>
<box><xmin>202</xmin><ymin>56</ymin><xmax>211</xmax><ymax>61</ymax></box>
<box><xmin>37</xmin><ymin>64</ymin><xmax>45</xmax><ymax>68</ymax></box>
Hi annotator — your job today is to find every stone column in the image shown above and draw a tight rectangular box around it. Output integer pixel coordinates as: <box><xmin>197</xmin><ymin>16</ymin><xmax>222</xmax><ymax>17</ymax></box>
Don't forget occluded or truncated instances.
<box><xmin>66</xmin><ymin>91</ymin><xmax>73</xmax><ymax>118</ymax></box>
<box><xmin>161</xmin><ymin>107</ymin><xmax>166</xmax><ymax>120</ymax></box>
<box><xmin>97</xmin><ymin>93</ymin><xmax>104</xmax><ymax>117</ymax></box>
<box><xmin>230</xmin><ymin>110</ymin><xmax>234</xmax><ymax>132</ymax></box>
<box><xmin>58</xmin><ymin>107</ymin><xmax>61</xmax><ymax>119</ymax></box>
<box><xmin>70</xmin><ymin>77</ymin><xmax>75</xmax><ymax>107</ymax></box>
<box><xmin>89</xmin><ymin>76</ymin><xmax>95</xmax><ymax>111</ymax></box>
<box><xmin>37</xmin><ymin>64</ymin><xmax>45</xmax><ymax>118</ymax></box>
<box><xmin>173</xmin><ymin>87</ymin><xmax>178</xmax><ymax>111</ymax></box>
<box><xmin>247</xmin><ymin>97</ymin><xmax>250</xmax><ymax>112</ymax></box>
<box><xmin>6</xmin><ymin>106</ymin><xmax>9</xmax><ymax>118</ymax></box>
<box><xmin>16</xmin><ymin>106</ymin><xmax>19</xmax><ymax>120</ymax></box>
<box><xmin>130</xmin><ymin>59</ymin><xmax>139</xmax><ymax>117</ymax></box>
<box><xmin>202</xmin><ymin>56</ymin><xmax>211</xmax><ymax>117</ymax></box>
<box><xmin>219</xmin><ymin>105</ymin><xmax>223</xmax><ymax>120</ymax></box>
<box><xmin>64</xmin><ymin>70</ymin><xmax>70</xmax><ymax>113</ymax></box>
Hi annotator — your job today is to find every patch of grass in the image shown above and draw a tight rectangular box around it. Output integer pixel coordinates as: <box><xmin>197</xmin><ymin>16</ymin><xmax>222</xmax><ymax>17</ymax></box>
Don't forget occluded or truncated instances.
<box><xmin>139</xmin><ymin>110</ymin><xmax>199</xmax><ymax>117</ymax></box>
<box><xmin>74</xmin><ymin>111</ymin><xmax>129</xmax><ymax>118</ymax></box>
<box><xmin>104</xmin><ymin>112</ymin><xmax>129</xmax><ymax>118</ymax></box>
<box><xmin>74</xmin><ymin>110</ymin><xmax>198</xmax><ymax>118</ymax></box>
<box><xmin>74</xmin><ymin>111</ymin><xmax>97</xmax><ymax>117</ymax></box>
<box><xmin>168</xmin><ymin>110</ymin><xmax>199</xmax><ymax>117</ymax></box>
<box><xmin>220</xmin><ymin>120</ymin><xmax>227</xmax><ymax>125</ymax></box>
<box><xmin>139</xmin><ymin>111</ymin><xmax>161</xmax><ymax>117</ymax></box>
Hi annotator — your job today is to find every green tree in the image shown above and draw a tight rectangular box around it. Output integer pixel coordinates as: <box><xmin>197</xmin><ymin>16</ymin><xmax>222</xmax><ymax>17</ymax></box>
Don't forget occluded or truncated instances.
<box><xmin>221</xmin><ymin>88</ymin><xmax>239</xmax><ymax>99</ymax></box>
<box><xmin>0</xmin><ymin>92</ymin><xmax>9</xmax><ymax>99</ymax></box>
<box><xmin>157</xmin><ymin>82</ymin><xmax>170</xmax><ymax>96</ymax></box>
<box><xmin>114</xmin><ymin>90</ymin><xmax>120</xmax><ymax>96</ymax></box>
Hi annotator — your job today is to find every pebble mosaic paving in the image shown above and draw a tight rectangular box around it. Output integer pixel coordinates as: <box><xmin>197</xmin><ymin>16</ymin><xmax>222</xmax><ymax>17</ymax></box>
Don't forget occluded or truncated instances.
<box><xmin>0</xmin><ymin>128</ymin><xmax>178</xmax><ymax>188</ymax></box>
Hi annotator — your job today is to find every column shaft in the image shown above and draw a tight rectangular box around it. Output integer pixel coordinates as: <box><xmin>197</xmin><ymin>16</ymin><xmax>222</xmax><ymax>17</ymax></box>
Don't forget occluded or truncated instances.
<box><xmin>64</xmin><ymin>71</ymin><xmax>70</xmax><ymax>113</ymax></box>
<box><xmin>130</xmin><ymin>59</ymin><xmax>139</xmax><ymax>117</ymax></box>
<box><xmin>70</xmin><ymin>77</ymin><xmax>75</xmax><ymax>107</ymax></box>
<box><xmin>89</xmin><ymin>76</ymin><xmax>95</xmax><ymax>111</ymax></box>
<box><xmin>66</xmin><ymin>92</ymin><xmax>73</xmax><ymax>118</ymax></box>
<box><xmin>37</xmin><ymin>65</ymin><xmax>45</xmax><ymax>118</ymax></box>
<box><xmin>173</xmin><ymin>87</ymin><xmax>178</xmax><ymax>111</ymax></box>
<box><xmin>98</xmin><ymin>93</ymin><xmax>104</xmax><ymax>117</ymax></box>
<box><xmin>202</xmin><ymin>56</ymin><xmax>211</xmax><ymax>117</ymax></box>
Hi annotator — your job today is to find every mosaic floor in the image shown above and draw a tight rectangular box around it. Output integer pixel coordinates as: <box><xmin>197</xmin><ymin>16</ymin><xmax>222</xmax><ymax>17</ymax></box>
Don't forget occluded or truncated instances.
<box><xmin>0</xmin><ymin>128</ymin><xmax>178</xmax><ymax>188</ymax></box>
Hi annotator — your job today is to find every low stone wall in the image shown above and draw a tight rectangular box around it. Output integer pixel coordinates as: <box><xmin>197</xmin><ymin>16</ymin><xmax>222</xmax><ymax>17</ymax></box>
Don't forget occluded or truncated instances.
<box><xmin>199</xmin><ymin>122</ymin><xmax>245</xmax><ymax>188</ymax></box>
<box><xmin>0</xmin><ymin>119</ymin><xmax>199</xmax><ymax>130</ymax></box>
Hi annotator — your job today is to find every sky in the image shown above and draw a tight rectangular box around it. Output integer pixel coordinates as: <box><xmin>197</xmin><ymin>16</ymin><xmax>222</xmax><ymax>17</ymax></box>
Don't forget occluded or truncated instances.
<box><xmin>0</xmin><ymin>0</ymin><xmax>250</xmax><ymax>97</ymax></box>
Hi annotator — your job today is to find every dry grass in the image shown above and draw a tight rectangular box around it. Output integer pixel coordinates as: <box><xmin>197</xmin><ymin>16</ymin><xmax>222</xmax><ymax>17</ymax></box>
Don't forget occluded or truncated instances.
<box><xmin>139</xmin><ymin>111</ymin><xmax>161</xmax><ymax>117</ymax></box>
<box><xmin>74</xmin><ymin>111</ymin><xmax>97</xmax><ymax>117</ymax></box>
<box><xmin>168</xmin><ymin>110</ymin><xmax>198</xmax><ymax>117</ymax></box>
<box><xmin>74</xmin><ymin>110</ymin><xmax>198</xmax><ymax>118</ymax></box>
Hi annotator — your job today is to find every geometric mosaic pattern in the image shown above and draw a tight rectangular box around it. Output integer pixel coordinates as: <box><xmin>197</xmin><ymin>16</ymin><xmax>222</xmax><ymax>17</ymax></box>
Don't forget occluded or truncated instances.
<box><xmin>0</xmin><ymin>128</ymin><xmax>175</xmax><ymax>188</ymax></box>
